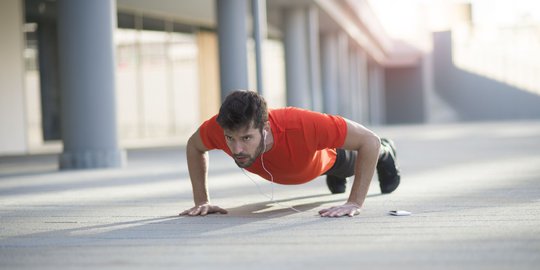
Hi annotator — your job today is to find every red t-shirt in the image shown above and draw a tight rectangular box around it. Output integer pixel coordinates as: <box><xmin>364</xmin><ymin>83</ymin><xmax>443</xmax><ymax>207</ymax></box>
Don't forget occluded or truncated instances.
<box><xmin>198</xmin><ymin>107</ymin><xmax>348</xmax><ymax>184</ymax></box>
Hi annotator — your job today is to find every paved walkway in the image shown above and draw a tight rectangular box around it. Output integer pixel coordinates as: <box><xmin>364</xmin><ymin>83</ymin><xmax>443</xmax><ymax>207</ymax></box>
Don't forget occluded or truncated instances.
<box><xmin>1</xmin><ymin>121</ymin><xmax>540</xmax><ymax>269</ymax></box>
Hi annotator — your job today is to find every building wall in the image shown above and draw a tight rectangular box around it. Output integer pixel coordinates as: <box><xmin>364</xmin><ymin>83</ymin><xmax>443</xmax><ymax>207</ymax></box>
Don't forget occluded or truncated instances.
<box><xmin>197</xmin><ymin>31</ymin><xmax>221</xmax><ymax>122</ymax></box>
<box><xmin>433</xmin><ymin>31</ymin><xmax>540</xmax><ymax>121</ymax></box>
<box><xmin>0</xmin><ymin>0</ymin><xmax>27</xmax><ymax>155</ymax></box>
<box><xmin>99</xmin><ymin>24</ymin><xmax>201</xmax><ymax>147</ymax></box>
<box><xmin>384</xmin><ymin>64</ymin><xmax>426</xmax><ymax>124</ymax></box>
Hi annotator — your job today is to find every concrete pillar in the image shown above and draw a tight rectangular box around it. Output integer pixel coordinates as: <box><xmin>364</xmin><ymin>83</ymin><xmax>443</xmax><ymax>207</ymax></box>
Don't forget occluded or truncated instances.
<box><xmin>57</xmin><ymin>0</ymin><xmax>125</xmax><ymax>169</ymax></box>
<box><xmin>283</xmin><ymin>7</ymin><xmax>311</xmax><ymax>109</ymax></box>
<box><xmin>349</xmin><ymin>47</ymin><xmax>370</xmax><ymax>123</ymax></box>
<box><xmin>0</xmin><ymin>0</ymin><xmax>26</xmax><ymax>155</ymax></box>
<box><xmin>368</xmin><ymin>64</ymin><xmax>386</xmax><ymax>125</ymax></box>
<box><xmin>307</xmin><ymin>6</ymin><xmax>322</xmax><ymax>112</ymax></box>
<box><xmin>337</xmin><ymin>32</ymin><xmax>350</xmax><ymax>117</ymax></box>
<box><xmin>357</xmin><ymin>50</ymin><xmax>370</xmax><ymax>124</ymax></box>
<box><xmin>251</xmin><ymin>0</ymin><xmax>266</xmax><ymax>96</ymax></box>
<box><xmin>321</xmin><ymin>33</ymin><xmax>339</xmax><ymax>115</ymax></box>
<box><xmin>37</xmin><ymin>22</ymin><xmax>61</xmax><ymax>141</ymax></box>
<box><xmin>216</xmin><ymin>0</ymin><xmax>249</xmax><ymax>101</ymax></box>
<box><xmin>349</xmin><ymin>47</ymin><xmax>359</xmax><ymax>121</ymax></box>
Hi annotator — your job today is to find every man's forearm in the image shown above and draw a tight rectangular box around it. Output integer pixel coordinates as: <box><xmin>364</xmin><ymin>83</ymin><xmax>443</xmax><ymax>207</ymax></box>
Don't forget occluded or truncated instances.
<box><xmin>186</xmin><ymin>143</ymin><xmax>210</xmax><ymax>205</ymax></box>
<box><xmin>347</xmin><ymin>137</ymin><xmax>380</xmax><ymax>207</ymax></box>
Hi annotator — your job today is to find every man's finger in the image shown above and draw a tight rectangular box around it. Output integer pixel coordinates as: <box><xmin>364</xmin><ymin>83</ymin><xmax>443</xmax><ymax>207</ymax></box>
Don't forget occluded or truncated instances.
<box><xmin>319</xmin><ymin>209</ymin><xmax>328</xmax><ymax>216</ymax></box>
<box><xmin>333</xmin><ymin>210</ymin><xmax>347</xmax><ymax>217</ymax></box>
<box><xmin>216</xmin><ymin>207</ymin><xmax>228</xmax><ymax>214</ymax></box>
<box><xmin>200</xmin><ymin>206</ymin><xmax>209</xmax><ymax>216</ymax></box>
<box><xmin>181</xmin><ymin>207</ymin><xmax>198</xmax><ymax>216</ymax></box>
<box><xmin>181</xmin><ymin>205</ymin><xmax>228</xmax><ymax>217</ymax></box>
<box><xmin>189</xmin><ymin>207</ymin><xmax>201</xmax><ymax>216</ymax></box>
<box><xmin>320</xmin><ymin>209</ymin><xmax>334</xmax><ymax>217</ymax></box>
<box><xmin>319</xmin><ymin>206</ymin><xmax>357</xmax><ymax>217</ymax></box>
<box><xmin>324</xmin><ymin>208</ymin><xmax>339</xmax><ymax>217</ymax></box>
<box><xmin>319</xmin><ymin>206</ymin><xmax>338</xmax><ymax>215</ymax></box>
<box><xmin>331</xmin><ymin>210</ymin><xmax>341</xmax><ymax>217</ymax></box>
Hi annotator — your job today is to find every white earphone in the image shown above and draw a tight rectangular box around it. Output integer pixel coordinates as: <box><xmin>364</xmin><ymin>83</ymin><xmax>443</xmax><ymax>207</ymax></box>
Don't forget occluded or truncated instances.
<box><xmin>240</xmin><ymin>127</ymin><xmax>301</xmax><ymax>213</ymax></box>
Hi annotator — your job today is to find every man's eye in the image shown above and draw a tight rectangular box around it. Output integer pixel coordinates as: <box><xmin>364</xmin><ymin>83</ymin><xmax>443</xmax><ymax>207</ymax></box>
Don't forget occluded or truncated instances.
<box><xmin>242</xmin><ymin>136</ymin><xmax>251</xmax><ymax>141</ymax></box>
<box><xmin>225</xmin><ymin>136</ymin><xmax>233</xmax><ymax>141</ymax></box>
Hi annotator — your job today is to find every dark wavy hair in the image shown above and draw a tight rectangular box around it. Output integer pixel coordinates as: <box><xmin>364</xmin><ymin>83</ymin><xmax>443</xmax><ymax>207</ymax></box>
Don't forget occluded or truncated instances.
<box><xmin>216</xmin><ymin>90</ymin><xmax>268</xmax><ymax>131</ymax></box>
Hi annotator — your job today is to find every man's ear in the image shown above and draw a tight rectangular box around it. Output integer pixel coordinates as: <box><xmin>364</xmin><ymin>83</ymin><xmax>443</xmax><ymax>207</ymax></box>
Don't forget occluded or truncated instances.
<box><xmin>263</xmin><ymin>122</ymin><xmax>271</xmax><ymax>135</ymax></box>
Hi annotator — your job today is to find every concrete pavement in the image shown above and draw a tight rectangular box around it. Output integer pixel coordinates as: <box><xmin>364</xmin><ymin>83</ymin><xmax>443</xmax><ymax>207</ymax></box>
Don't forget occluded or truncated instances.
<box><xmin>1</xmin><ymin>121</ymin><xmax>540</xmax><ymax>269</ymax></box>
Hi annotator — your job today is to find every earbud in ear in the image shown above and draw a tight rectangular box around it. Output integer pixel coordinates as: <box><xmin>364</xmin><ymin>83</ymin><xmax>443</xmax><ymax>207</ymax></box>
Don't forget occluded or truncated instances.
<box><xmin>263</xmin><ymin>130</ymin><xmax>268</xmax><ymax>141</ymax></box>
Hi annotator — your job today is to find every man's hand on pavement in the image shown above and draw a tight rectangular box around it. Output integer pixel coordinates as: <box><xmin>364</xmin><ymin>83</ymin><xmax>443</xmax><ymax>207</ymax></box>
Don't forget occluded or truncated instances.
<box><xmin>319</xmin><ymin>202</ymin><xmax>361</xmax><ymax>217</ymax></box>
<box><xmin>181</xmin><ymin>202</ymin><xmax>360</xmax><ymax>217</ymax></box>
<box><xmin>180</xmin><ymin>203</ymin><xmax>228</xmax><ymax>216</ymax></box>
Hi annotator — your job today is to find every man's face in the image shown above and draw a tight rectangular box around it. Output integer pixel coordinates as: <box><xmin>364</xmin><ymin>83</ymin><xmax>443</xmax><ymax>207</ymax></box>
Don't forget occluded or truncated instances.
<box><xmin>224</xmin><ymin>124</ymin><xmax>265</xmax><ymax>168</ymax></box>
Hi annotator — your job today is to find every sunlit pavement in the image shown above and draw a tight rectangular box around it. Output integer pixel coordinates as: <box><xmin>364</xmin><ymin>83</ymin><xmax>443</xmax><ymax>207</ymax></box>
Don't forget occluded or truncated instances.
<box><xmin>1</xmin><ymin>121</ymin><xmax>540</xmax><ymax>269</ymax></box>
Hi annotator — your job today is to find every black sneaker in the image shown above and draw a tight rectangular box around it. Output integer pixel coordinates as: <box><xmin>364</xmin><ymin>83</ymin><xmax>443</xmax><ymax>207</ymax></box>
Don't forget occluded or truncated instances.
<box><xmin>377</xmin><ymin>138</ymin><xmax>400</xmax><ymax>194</ymax></box>
<box><xmin>326</xmin><ymin>175</ymin><xmax>347</xmax><ymax>194</ymax></box>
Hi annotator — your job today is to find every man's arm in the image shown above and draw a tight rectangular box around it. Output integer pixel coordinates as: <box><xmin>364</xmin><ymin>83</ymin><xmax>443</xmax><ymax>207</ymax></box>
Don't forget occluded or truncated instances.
<box><xmin>179</xmin><ymin>129</ymin><xmax>227</xmax><ymax>216</ymax></box>
<box><xmin>319</xmin><ymin>119</ymin><xmax>380</xmax><ymax>217</ymax></box>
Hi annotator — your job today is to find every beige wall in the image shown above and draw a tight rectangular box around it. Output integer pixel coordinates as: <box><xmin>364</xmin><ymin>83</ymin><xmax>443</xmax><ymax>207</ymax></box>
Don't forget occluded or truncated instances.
<box><xmin>197</xmin><ymin>31</ymin><xmax>221</xmax><ymax>122</ymax></box>
<box><xmin>0</xmin><ymin>0</ymin><xmax>27</xmax><ymax>155</ymax></box>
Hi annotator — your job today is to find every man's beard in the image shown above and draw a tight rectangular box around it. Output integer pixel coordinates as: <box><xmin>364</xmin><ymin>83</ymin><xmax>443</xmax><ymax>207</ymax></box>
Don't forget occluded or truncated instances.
<box><xmin>233</xmin><ymin>133</ymin><xmax>265</xmax><ymax>168</ymax></box>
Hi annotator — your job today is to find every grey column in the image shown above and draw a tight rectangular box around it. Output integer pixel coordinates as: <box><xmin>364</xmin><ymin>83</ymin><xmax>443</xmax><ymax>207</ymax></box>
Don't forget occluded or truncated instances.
<box><xmin>321</xmin><ymin>33</ymin><xmax>339</xmax><ymax>115</ymax></box>
<box><xmin>251</xmin><ymin>0</ymin><xmax>266</xmax><ymax>96</ymax></box>
<box><xmin>37</xmin><ymin>21</ymin><xmax>61</xmax><ymax>141</ymax></box>
<box><xmin>216</xmin><ymin>0</ymin><xmax>249</xmax><ymax>101</ymax></box>
<box><xmin>353</xmin><ymin>48</ymin><xmax>368</xmax><ymax>123</ymax></box>
<box><xmin>337</xmin><ymin>32</ymin><xmax>350</xmax><ymax>117</ymax></box>
<box><xmin>349</xmin><ymin>47</ymin><xmax>359</xmax><ymax>121</ymax></box>
<box><xmin>357</xmin><ymin>50</ymin><xmax>370</xmax><ymax>124</ymax></box>
<box><xmin>283</xmin><ymin>7</ymin><xmax>311</xmax><ymax>109</ymax></box>
<box><xmin>307</xmin><ymin>6</ymin><xmax>322</xmax><ymax>112</ymax></box>
<box><xmin>57</xmin><ymin>0</ymin><xmax>125</xmax><ymax>169</ymax></box>
<box><xmin>368</xmin><ymin>63</ymin><xmax>386</xmax><ymax>125</ymax></box>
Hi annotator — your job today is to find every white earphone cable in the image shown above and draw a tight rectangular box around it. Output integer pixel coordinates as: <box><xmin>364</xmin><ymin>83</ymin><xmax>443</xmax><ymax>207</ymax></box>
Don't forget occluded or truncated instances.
<box><xmin>240</xmin><ymin>131</ymin><xmax>301</xmax><ymax>213</ymax></box>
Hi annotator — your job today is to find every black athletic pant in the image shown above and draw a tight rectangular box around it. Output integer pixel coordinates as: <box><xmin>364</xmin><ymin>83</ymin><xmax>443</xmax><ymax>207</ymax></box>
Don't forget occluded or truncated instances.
<box><xmin>324</xmin><ymin>149</ymin><xmax>357</xmax><ymax>179</ymax></box>
<box><xmin>324</xmin><ymin>146</ymin><xmax>387</xmax><ymax>179</ymax></box>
